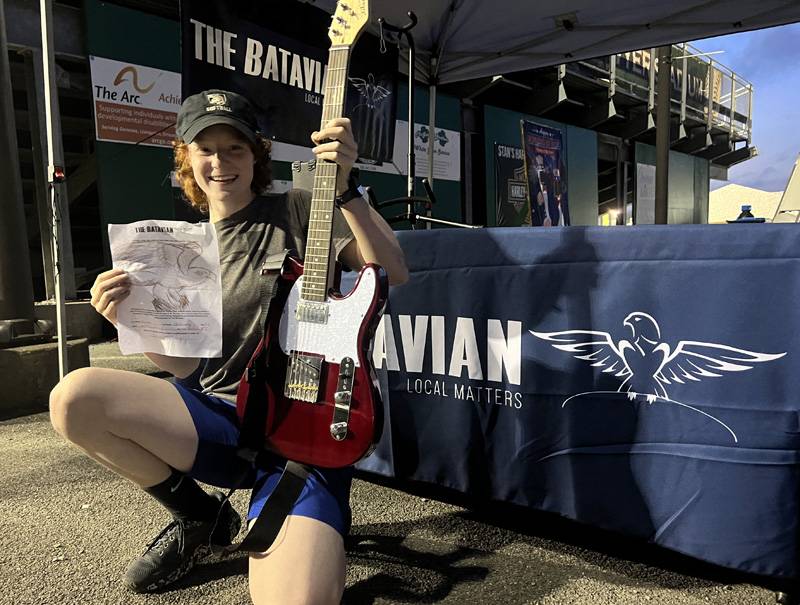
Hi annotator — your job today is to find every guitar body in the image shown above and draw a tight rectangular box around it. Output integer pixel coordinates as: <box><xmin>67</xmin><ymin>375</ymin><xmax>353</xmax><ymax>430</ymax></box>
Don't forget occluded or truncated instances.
<box><xmin>236</xmin><ymin>256</ymin><xmax>388</xmax><ymax>468</ymax></box>
<box><xmin>236</xmin><ymin>0</ymin><xmax>381</xmax><ymax>469</ymax></box>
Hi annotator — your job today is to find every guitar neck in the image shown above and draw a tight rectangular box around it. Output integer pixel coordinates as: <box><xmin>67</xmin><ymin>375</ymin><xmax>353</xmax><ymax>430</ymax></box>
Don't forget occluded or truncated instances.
<box><xmin>301</xmin><ymin>46</ymin><xmax>352</xmax><ymax>303</ymax></box>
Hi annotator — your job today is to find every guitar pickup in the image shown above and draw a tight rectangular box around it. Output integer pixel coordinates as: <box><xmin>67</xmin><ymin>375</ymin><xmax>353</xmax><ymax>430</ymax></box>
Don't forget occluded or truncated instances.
<box><xmin>296</xmin><ymin>300</ymin><xmax>329</xmax><ymax>325</ymax></box>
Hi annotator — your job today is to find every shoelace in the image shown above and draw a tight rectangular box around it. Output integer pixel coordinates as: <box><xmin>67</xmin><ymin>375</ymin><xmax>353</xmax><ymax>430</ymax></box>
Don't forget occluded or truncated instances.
<box><xmin>144</xmin><ymin>504</ymin><xmax>232</xmax><ymax>560</ymax></box>
<box><xmin>147</xmin><ymin>519</ymin><xmax>188</xmax><ymax>558</ymax></box>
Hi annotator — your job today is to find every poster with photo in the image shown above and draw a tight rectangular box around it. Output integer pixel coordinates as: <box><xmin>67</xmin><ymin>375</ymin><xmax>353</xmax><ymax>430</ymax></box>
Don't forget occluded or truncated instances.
<box><xmin>521</xmin><ymin>120</ymin><xmax>569</xmax><ymax>227</ymax></box>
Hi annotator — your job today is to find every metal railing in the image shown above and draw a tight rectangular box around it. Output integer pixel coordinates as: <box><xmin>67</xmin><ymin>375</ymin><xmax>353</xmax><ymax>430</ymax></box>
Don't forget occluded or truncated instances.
<box><xmin>562</xmin><ymin>42</ymin><xmax>753</xmax><ymax>142</ymax></box>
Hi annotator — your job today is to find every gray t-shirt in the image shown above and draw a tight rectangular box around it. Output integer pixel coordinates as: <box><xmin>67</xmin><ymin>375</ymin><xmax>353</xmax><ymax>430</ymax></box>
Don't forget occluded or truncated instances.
<box><xmin>199</xmin><ymin>189</ymin><xmax>355</xmax><ymax>403</ymax></box>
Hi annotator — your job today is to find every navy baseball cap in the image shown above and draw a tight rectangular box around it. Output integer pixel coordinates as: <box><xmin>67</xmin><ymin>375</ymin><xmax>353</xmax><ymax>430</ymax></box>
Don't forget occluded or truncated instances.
<box><xmin>176</xmin><ymin>89</ymin><xmax>259</xmax><ymax>144</ymax></box>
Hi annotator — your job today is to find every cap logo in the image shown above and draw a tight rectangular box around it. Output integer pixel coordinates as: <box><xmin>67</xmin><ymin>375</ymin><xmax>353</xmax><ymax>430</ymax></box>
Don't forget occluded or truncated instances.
<box><xmin>206</xmin><ymin>93</ymin><xmax>227</xmax><ymax>106</ymax></box>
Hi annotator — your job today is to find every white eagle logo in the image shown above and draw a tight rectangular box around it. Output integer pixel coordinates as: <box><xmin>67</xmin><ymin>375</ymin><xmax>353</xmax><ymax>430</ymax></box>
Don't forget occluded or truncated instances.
<box><xmin>531</xmin><ymin>311</ymin><xmax>787</xmax><ymax>442</ymax></box>
<box><xmin>348</xmin><ymin>74</ymin><xmax>392</xmax><ymax>110</ymax></box>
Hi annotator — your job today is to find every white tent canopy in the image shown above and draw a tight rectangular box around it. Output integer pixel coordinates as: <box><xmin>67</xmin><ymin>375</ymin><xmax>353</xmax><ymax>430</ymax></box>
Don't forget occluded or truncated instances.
<box><xmin>307</xmin><ymin>0</ymin><xmax>800</xmax><ymax>84</ymax></box>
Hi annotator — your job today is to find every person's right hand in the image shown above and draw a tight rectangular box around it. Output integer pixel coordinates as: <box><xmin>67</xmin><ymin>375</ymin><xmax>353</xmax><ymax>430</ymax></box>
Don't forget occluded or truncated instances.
<box><xmin>90</xmin><ymin>268</ymin><xmax>131</xmax><ymax>327</ymax></box>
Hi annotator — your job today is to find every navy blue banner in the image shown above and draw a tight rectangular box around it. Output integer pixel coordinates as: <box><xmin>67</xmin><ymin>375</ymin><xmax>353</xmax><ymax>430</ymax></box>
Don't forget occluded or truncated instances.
<box><xmin>350</xmin><ymin>225</ymin><xmax>800</xmax><ymax>579</ymax></box>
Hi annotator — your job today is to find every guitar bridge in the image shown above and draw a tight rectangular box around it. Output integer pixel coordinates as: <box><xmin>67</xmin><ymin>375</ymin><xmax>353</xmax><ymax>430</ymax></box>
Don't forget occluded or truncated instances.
<box><xmin>285</xmin><ymin>352</ymin><xmax>323</xmax><ymax>403</ymax></box>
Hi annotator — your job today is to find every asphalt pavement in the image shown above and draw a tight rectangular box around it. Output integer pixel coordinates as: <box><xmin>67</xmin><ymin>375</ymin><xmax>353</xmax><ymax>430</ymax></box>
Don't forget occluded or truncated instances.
<box><xmin>0</xmin><ymin>341</ymin><xmax>788</xmax><ymax>605</ymax></box>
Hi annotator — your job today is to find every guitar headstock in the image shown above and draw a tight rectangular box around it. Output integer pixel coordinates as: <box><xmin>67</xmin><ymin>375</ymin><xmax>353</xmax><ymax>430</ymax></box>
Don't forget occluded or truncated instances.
<box><xmin>328</xmin><ymin>0</ymin><xmax>370</xmax><ymax>46</ymax></box>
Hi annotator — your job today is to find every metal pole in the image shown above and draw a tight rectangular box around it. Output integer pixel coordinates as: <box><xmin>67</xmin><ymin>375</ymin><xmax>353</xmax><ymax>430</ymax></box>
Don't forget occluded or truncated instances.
<box><xmin>747</xmin><ymin>84</ymin><xmax>753</xmax><ymax>145</ymax></box>
<box><xmin>406</xmin><ymin>32</ymin><xmax>415</xmax><ymax>200</ymax></box>
<box><xmin>462</xmin><ymin>100</ymin><xmax>474</xmax><ymax>226</ymax></box>
<box><xmin>679</xmin><ymin>43</ymin><xmax>688</xmax><ymax>140</ymax></box>
<box><xmin>648</xmin><ymin>48</ymin><xmax>656</xmax><ymax>118</ymax></box>
<box><xmin>0</xmin><ymin>0</ymin><xmax>36</xmax><ymax>323</ymax></box>
<box><xmin>41</xmin><ymin>0</ymin><xmax>68</xmax><ymax>376</ymax></box>
<box><xmin>616</xmin><ymin>143</ymin><xmax>623</xmax><ymax>224</ymax></box>
<box><xmin>622</xmin><ymin>158</ymin><xmax>629</xmax><ymax>224</ymax></box>
<box><xmin>729</xmin><ymin>73</ymin><xmax>736</xmax><ymax>138</ymax></box>
<box><xmin>426</xmin><ymin>59</ymin><xmax>436</xmax><ymax>229</ymax></box>
<box><xmin>706</xmin><ymin>59</ymin><xmax>715</xmax><ymax>130</ymax></box>
<box><xmin>654</xmin><ymin>45</ymin><xmax>671</xmax><ymax>224</ymax></box>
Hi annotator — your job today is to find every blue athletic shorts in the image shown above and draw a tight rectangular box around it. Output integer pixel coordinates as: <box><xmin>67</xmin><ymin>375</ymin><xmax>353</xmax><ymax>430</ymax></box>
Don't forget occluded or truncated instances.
<box><xmin>173</xmin><ymin>383</ymin><xmax>353</xmax><ymax>537</ymax></box>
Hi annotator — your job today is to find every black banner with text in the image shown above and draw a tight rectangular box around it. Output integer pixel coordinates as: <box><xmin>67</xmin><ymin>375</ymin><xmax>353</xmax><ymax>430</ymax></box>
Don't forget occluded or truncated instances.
<box><xmin>180</xmin><ymin>1</ymin><xmax>397</xmax><ymax>159</ymax></box>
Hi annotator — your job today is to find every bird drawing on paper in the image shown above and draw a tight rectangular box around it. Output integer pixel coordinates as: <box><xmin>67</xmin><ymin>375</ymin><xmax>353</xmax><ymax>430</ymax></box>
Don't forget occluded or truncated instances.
<box><xmin>531</xmin><ymin>311</ymin><xmax>786</xmax><ymax>403</ymax></box>
<box><xmin>115</xmin><ymin>240</ymin><xmax>216</xmax><ymax>311</ymax></box>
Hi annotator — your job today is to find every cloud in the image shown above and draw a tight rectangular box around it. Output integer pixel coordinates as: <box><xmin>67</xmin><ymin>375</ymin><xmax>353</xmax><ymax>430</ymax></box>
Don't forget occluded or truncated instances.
<box><xmin>691</xmin><ymin>23</ymin><xmax>800</xmax><ymax>192</ymax></box>
<box><xmin>690</xmin><ymin>23</ymin><xmax>800</xmax><ymax>79</ymax></box>
<box><xmin>728</xmin><ymin>155</ymin><xmax>792</xmax><ymax>192</ymax></box>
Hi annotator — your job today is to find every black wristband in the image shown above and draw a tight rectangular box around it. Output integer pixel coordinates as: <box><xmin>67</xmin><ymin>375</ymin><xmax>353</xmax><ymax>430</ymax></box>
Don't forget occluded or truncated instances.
<box><xmin>334</xmin><ymin>172</ymin><xmax>361</xmax><ymax>209</ymax></box>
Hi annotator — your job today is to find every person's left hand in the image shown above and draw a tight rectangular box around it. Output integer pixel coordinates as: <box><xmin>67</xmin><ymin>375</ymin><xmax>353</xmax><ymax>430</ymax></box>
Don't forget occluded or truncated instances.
<box><xmin>311</xmin><ymin>118</ymin><xmax>358</xmax><ymax>194</ymax></box>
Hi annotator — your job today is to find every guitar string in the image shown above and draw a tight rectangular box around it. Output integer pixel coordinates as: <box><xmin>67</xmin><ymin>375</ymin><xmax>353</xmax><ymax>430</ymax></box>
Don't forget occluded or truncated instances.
<box><xmin>297</xmin><ymin>46</ymin><xmax>347</xmax><ymax>401</ymax></box>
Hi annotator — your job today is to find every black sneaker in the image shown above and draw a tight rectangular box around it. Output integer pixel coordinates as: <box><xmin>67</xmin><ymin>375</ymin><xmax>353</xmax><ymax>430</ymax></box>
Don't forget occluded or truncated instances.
<box><xmin>123</xmin><ymin>491</ymin><xmax>241</xmax><ymax>593</ymax></box>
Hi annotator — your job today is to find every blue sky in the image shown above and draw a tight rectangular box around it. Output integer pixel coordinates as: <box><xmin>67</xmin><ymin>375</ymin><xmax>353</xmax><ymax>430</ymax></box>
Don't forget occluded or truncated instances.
<box><xmin>690</xmin><ymin>23</ymin><xmax>800</xmax><ymax>192</ymax></box>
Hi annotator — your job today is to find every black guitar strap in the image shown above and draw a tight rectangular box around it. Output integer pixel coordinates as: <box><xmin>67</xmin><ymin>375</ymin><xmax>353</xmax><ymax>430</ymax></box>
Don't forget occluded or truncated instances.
<box><xmin>213</xmin><ymin>459</ymin><xmax>310</xmax><ymax>556</ymax></box>
<box><xmin>211</xmin><ymin>248</ymin><xmax>313</xmax><ymax>556</ymax></box>
<box><xmin>236</xmin><ymin>344</ymin><xmax>271</xmax><ymax>462</ymax></box>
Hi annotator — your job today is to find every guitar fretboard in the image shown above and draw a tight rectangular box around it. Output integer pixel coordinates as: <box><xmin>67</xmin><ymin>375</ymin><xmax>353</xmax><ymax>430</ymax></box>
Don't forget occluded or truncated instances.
<box><xmin>301</xmin><ymin>47</ymin><xmax>352</xmax><ymax>303</ymax></box>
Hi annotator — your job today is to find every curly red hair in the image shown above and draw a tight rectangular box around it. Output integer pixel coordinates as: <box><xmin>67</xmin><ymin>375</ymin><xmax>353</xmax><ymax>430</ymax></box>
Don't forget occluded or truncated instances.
<box><xmin>173</xmin><ymin>133</ymin><xmax>272</xmax><ymax>214</ymax></box>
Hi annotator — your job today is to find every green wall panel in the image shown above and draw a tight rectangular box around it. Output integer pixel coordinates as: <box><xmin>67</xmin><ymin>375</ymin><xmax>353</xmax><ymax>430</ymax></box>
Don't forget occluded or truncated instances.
<box><xmin>694</xmin><ymin>156</ymin><xmax>710</xmax><ymax>224</ymax></box>
<box><xmin>566</xmin><ymin>127</ymin><xmax>600</xmax><ymax>227</ymax></box>
<box><xmin>635</xmin><ymin>142</ymin><xmax>710</xmax><ymax>224</ymax></box>
<box><xmin>84</xmin><ymin>0</ymin><xmax>181</xmax><ymax>71</ymax></box>
<box><xmin>85</xmin><ymin>0</ymin><xmax>181</xmax><ymax>263</ymax></box>
<box><xmin>95</xmin><ymin>142</ymin><xmax>177</xmax><ymax>223</ymax></box>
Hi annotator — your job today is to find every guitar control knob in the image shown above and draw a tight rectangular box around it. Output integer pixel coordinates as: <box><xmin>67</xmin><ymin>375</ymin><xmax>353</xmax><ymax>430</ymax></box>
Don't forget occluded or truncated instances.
<box><xmin>330</xmin><ymin>422</ymin><xmax>348</xmax><ymax>441</ymax></box>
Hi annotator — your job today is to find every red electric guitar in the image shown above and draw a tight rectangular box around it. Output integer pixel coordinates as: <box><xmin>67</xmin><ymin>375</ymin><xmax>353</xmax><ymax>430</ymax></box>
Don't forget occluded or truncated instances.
<box><xmin>236</xmin><ymin>0</ymin><xmax>386</xmax><ymax>469</ymax></box>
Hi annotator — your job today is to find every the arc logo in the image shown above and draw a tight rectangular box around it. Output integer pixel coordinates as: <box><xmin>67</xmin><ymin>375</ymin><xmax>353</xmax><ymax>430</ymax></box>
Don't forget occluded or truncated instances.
<box><xmin>113</xmin><ymin>66</ymin><xmax>156</xmax><ymax>94</ymax></box>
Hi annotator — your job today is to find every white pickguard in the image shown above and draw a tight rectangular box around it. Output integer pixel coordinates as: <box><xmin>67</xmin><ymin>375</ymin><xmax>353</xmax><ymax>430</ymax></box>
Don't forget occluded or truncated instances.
<box><xmin>278</xmin><ymin>266</ymin><xmax>379</xmax><ymax>366</ymax></box>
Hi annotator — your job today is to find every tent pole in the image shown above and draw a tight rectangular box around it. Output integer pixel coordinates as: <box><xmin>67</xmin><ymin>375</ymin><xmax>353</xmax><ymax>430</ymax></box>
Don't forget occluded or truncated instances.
<box><xmin>655</xmin><ymin>45</ymin><xmax>671</xmax><ymax>224</ymax></box>
<box><xmin>406</xmin><ymin>35</ymin><xmax>415</xmax><ymax>201</ymax></box>
<box><xmin>426</xmin><ymin>57</ymin><xmax>436</xmax><ymax>229</ymax></box>
<box><xmin>41</xmin><ymin>0</ymin><xmax>69</xmax><ymax>377</ymax></box>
